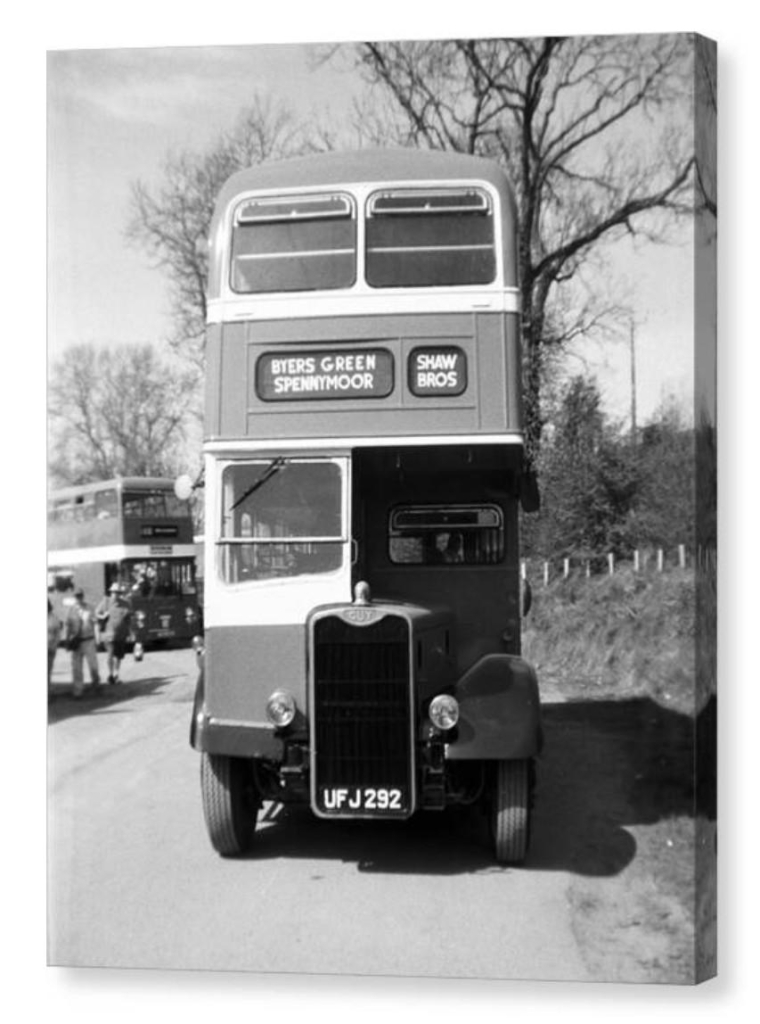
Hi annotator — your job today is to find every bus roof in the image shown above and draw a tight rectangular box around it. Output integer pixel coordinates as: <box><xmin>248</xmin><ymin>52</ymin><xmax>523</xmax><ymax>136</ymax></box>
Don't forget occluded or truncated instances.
<box><xmin>214</xmin><ymin>148</ymin><xmax>516</xmax><ymax>203</ymax></box>
<box><xmin>49</xmin><ymin>478</ymin><xmax>180</xmax><ymax>501</ymax></box>
<box><xmin>209</xmin><ymin>148</ymin><xmax>519</xmax><ymax>301</ymax></box>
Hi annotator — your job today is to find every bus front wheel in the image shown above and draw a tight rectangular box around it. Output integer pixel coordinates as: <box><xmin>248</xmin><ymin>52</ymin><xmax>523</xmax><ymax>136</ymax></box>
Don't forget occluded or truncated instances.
<box><xmin>200</xmin><ymin>753</ymin><xmax>259</xmax><ymax>857</ymax></box>
<box><xmin>492</xmin><ymin>759</ymin><xmax>531</xmax><ymax>865</ymax></box>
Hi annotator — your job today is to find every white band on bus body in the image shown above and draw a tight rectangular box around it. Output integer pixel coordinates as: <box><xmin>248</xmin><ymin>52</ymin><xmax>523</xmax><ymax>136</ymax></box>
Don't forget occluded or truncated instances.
<box><xmin>48</xmin><ymin>544</ymin><xmax>198</xmax><ymax>566</ymax></box>
<box><xmin>207</xmin><ymin>288</ymin><xmax>520</xmax><ymax>324</ymax></box>
<box><xmin>203</xmin><ymin>433</ymin><xmax>524</xmax><ymax>457</ymax></box>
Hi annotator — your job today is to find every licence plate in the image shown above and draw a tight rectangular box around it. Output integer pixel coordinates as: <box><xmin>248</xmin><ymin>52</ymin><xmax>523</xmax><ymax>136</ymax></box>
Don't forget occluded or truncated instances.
<box><xmin>318</xmin><ymin>786</ymin><xmax>407</xmax><ymax>815</ymax></box>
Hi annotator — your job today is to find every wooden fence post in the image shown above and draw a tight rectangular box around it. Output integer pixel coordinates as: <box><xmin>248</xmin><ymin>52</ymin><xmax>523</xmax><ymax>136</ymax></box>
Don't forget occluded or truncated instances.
<box><xmin>530</xmin><ymin>544</ymin><xmax>688</xmax><ymax>582</ymax></box>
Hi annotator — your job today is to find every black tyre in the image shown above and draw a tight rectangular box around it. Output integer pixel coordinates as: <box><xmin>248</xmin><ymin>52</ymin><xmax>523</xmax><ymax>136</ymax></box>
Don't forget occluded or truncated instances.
<box><xmin>492</xmin><ymin>759</ymin><xmax>530</xmax><ymax>864</ymax></box>
<box><xmin>200</xmin><ymin>753</ymin><xmax>259</xmax><ymax>857</ymax></box>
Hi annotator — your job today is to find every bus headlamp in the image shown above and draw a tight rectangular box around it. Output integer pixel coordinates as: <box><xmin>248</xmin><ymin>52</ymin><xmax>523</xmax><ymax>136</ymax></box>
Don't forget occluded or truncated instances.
<box><xmin>266</xmin><ymin>690</ymin><xmax>297</xmax><ymax>728</ymax></box>
<box><xmin>429</xmin><ymin>694</ymin><xmax>460</xmax><ymax>732</ymax></box>
<box><xmin>185</xmin><ymin>606</ymin><xmax>196</xmax><ymax>622</ymax></box>
<box><xmin>135</xmin><ymin>610</ymin><xmax>146</xmax><ymax>628</ymax></box>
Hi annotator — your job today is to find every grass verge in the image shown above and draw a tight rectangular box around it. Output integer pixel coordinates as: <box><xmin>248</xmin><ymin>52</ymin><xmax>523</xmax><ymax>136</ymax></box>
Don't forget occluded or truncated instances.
<box><xmin>523</xmin><ymin>567</ymin><xmax>716</xmax><ymax>983</ymax></box>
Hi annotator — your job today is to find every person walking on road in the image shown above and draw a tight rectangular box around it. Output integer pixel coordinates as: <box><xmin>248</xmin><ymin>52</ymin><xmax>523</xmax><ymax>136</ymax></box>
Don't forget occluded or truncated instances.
<box><xmin>65</xmin><ymin>588</ymin><xmax>102</xmax><ymax>698</ymax></box>
<box><xmin>96</xmin><ymin>582</ymin><xmax>133</xmax><ymax>684</ymax></box>
<box><xmin>47</xmin><ymin>598</ymin><xmax>61</xmax><ymax>700</ymax></box>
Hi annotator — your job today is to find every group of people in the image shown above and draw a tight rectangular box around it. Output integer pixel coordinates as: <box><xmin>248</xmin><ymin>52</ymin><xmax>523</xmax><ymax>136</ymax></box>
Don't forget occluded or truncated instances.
<box><xmin>47</xmin><ymin>582</ymin><xmax>133</xmax><ymax>700</ymax></box>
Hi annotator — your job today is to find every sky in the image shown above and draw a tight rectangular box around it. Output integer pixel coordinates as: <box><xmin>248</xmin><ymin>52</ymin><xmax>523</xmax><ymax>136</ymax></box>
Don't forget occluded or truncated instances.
<box><xmin>47</xmin><ymin>39</ymin><xmax>698</xmax><ymax>426</ymax></box>
<box><xmin>47</xmin><ymin>44</ymin><xmax>356</xmax><ymax>357</ymax></box>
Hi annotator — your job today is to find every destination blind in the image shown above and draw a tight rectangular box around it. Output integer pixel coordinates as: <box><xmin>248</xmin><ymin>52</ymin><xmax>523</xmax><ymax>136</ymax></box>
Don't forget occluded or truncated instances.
<box><xmin>256</xmin><ymin>349</ymin><xmax>394</xmax><ymax>401</ymax></box>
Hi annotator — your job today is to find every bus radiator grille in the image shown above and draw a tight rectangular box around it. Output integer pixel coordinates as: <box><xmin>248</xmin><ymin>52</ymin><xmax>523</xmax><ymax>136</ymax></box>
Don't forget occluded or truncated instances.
<box><xmin>312</xmin><ymin>615</ymin><xmax>412</xmax><ymax>809</ymax></box>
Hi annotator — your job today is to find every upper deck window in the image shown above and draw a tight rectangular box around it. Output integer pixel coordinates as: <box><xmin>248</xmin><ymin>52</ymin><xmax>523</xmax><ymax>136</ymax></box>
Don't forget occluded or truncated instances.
<box><xmin>122</xmin><ymin>491</ymin><xmax>190</xmax><ymax>519</ymax></box>
<box><xmin>230</xmin><ymin>193</ymin><xmax>356</xmax><ymax>294</ymax></box>
<box><xmin>94</xmin><ymin>488</ymin><xmax>118</xmax><ymax>519</ymax></box>
<box><xmin>366</xmin><ymin>187</ymin><xmax>496</xmax><ymax>288</ymax></box>
<box><xmin>48</xmin><ymin>496</ymin><xmax>95</xmax><ymax>523</ymax></box>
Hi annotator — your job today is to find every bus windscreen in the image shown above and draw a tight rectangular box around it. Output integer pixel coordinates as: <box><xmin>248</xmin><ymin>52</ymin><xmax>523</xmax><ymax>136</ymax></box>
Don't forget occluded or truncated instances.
<box><xmin>218</xmin><ymin>459</ymin><xmax>345</xmax><ymax>582</ymax></box>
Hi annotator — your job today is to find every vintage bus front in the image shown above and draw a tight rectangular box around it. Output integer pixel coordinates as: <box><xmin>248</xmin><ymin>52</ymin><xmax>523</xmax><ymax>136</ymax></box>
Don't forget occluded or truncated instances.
<box><xmin>193</xmin><ymin>151</ymin><xmax>541</xmax><ymax>863</ymax></box>
<box><xmin>115</xmin><ymin>483</ymin><xmax>200</xmax><ymax>645</ymax></box>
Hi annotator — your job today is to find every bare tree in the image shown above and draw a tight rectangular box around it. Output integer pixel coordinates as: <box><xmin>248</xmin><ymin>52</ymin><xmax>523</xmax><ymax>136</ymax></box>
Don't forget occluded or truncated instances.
<box><xmin>48</xmin><ymin>343</ymin><xmax>199</xmax><ymax>486</ymax></box>
<box><xmin>126</xmin><ymin>95</ymin><xmax>304</xmax><ymax>367</ymax></box>
<box><xmin>695</xmin><ymin>36</ymin><xmax>717</xmax><ymax>220</ymax></box>
<box><xmin>352</xmin><ymin>35</ymin><xmax>696</xmax><ymax>458</ymax></box>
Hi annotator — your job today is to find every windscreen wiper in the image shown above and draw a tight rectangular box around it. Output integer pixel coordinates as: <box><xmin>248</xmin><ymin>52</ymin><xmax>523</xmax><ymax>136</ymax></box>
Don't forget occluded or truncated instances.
<box><xmin>227</xmin><ymin>458</ymin><xmax>286</xmax><ymax>515</ymax></box>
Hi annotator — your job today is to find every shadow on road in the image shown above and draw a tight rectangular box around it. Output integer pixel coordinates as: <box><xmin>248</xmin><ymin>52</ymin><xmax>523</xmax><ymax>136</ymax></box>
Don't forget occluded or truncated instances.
<box><xmin>228</xmin><ymin>694</ymin><xmax>710</xmax><ymax>878</ymax></box>
<box><xmin>47</xmin><ymin>676</ymin><xmax>182</xmax><ymax>723</ymax></box>
<box><xmin>528</xmin><ymin>696</ymin><xmax>707</xmax><ymax>878</ymax></box>
<box><xmin>246</xmin><ymin>801</ymin><xmax>500</xmax><ymax>875</ymax></box>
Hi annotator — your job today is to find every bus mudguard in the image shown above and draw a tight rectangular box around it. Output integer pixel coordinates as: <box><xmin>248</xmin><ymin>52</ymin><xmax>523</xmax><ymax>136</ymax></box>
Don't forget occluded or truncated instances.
<box><xmin>189</xmin><ymin>660</ymin><xmax>286</xmax><ymax>760</ymax></box>
<box><xmin>446</xmin><ymin>653</ymin><xmax>542</xmax><ymax>760</ymax></box>
<box><xmin>189</xmin><ymin>661</ymin><xmax>207</xmax><ymax>750</ymax></box>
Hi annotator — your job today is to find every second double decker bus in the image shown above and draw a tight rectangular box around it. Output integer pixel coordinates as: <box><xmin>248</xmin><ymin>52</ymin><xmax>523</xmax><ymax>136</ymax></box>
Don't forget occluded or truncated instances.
<box><xmin>191</xmin><ymin>149</ymin><xmax>542</xmax><ymax>864</ymax></box>
<box><xmin>48</xmin><ymin>477</ymin><xmax>201</xmax><ymax>649</ymax></box>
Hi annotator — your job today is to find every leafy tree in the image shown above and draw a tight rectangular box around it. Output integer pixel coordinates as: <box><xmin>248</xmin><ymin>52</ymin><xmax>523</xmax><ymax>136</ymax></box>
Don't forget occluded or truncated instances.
<box><xmin>628</xmin><ymin>398</ymin><xmax>696</xmax><ymax>552</ymax></box>
<box><xmin>522</xmin><ymin>382</ymin><xmax>696</xmax><ymax>560</ymax></box>
<box><xmin>528</xmin><ymin>375</ymin><xmax>633</xmax><ymax>557</ymax></box>
<box><xmin>48</xmin><ymin>343</ymin><xmax>199</xmax><ymax>486</ymax></box>
<box><xmin>350</xmin><ymin>35</ymin><xmax>696</xmax><ymax>458</ymax></box>
<box><xmin>126</xmin><ymin>95</ymin><xmax>306</xmax><ymax>366</ymax></box>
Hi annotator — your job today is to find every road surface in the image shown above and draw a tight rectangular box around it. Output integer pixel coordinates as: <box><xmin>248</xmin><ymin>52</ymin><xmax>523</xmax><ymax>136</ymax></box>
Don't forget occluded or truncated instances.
<box><xmin>47</xmin><ymin>646</ymin><xmax>594</xmax><ymax>980</ymax></box>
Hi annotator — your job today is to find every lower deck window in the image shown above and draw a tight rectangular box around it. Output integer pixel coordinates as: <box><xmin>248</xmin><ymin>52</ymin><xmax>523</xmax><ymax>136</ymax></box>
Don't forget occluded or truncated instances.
<box><xmin>48</xmin><ymin>569</ymin><xmax>75</xmax><ymax>593</ymax></box>
<box><xmin>218</xmin><ymin>459</ymin><xmax>345</xmax><ymax>583</ymax></box>
<box><xmin>389</xmin><ymin>504</ymin><xmax>504</xmax><ymax>565</ymax></box>
<box><xmin>121</xmin><ymin>558</ymin><xmax>197</xmax><ymax>598</ymax></box>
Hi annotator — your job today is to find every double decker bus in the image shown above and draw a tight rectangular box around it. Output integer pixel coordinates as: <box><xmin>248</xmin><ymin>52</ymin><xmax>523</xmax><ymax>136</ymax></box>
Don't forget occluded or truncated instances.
<box><xmin>192</xmin><ymin>150</ymin><xmax>541</xmax><ymax>864</ymax></box>
<box><xmin>48</xmin><ymin>477</ymin><xmax>201</xmax><ymax>649</ymax></box>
